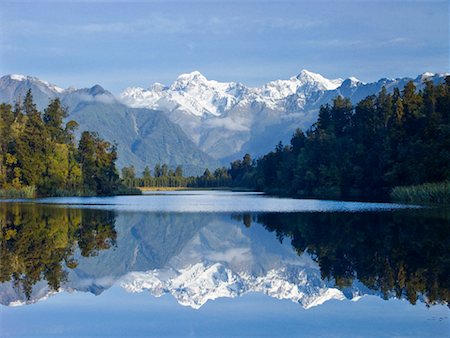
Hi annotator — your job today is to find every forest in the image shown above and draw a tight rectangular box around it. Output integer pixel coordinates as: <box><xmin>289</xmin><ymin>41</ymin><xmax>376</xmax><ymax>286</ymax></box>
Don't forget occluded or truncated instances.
<box><xmin>246</xmin><ymin>78</ymin><xmax>450</xmax><ymax>199</ymax></box>
<box><xmin>0</xmin><ymin>90</ymin><xmax>138</xmax><ymax>197</ymax></box>
<box><xmin>126</xmin><ymin>78</ymin><xmax>449</xmax><ymax>201</ymax></box>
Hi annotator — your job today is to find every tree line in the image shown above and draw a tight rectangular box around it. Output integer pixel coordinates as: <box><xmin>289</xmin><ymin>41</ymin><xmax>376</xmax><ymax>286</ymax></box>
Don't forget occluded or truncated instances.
<box><xmin>190</xmin><ymin>78</ymin><xmax>450</xmax><ymax>199</ymax></box>
<box><xmin>121</xmin><ymin>163</ymin><xmax>195</xmax><ymax>188</ymax></box>
<box><xmin>0</xmin><ymin>90</ymin><xmax>137</xmax><ymax>197</ymax></box>
<box><xmin>121</xmin><ymin>163</ymin><xmax>234</xmax><ymax>189</ymax></box>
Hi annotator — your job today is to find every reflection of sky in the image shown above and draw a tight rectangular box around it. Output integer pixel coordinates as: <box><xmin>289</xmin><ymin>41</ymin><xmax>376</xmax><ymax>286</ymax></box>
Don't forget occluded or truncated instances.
<box><xmin>1</xmin><ymin>288</ymin><xmax>448</xmax><ymax>337</ymax></box>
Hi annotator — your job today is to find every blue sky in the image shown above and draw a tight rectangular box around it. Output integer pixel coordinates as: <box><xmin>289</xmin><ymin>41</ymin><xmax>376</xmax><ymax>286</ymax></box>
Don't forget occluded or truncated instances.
<box><xmin>0</xmin><ymin>0</ymin><xmax>448</xmax><ymax>93</ymax></box>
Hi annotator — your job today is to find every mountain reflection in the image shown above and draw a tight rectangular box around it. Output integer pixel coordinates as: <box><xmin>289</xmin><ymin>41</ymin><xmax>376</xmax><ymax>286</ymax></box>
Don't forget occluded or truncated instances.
<box><xmin>0</xmin><ymin>203</ymin><xmax>116</xmax><ymax>301</ymax></box>
<box><xmin>0</xmin><ymin>203</ymin><xmax>448</xmax><ymax>308</ymax></box>
<box><xmin>255</xmin><ymin>209</ymin><xmax>450</xmax><ymax>306</ymax></box>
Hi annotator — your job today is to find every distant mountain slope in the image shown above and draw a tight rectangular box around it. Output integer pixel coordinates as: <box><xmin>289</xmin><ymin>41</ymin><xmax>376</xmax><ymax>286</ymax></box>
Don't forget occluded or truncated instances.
<box><xmin>0</xmin><ymin>75</ymin><xmax>218</xmax><ymax>175</ymax></box>
<box><xmin>121</xmin><ymin>70</ymin><xmax>449</xmax><ymax>162</ymax></box>
<box><xmin>0</xmin><ymin>74</ymin><xmax>63</xmax><ymax>110</ymax></box>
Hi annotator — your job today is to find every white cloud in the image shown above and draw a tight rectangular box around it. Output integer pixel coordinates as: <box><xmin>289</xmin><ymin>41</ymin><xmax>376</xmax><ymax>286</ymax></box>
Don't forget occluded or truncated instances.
<box><xmin>2</xmin><ymin>13</ymin><xmax>325</xmax><ymax>39</ymax></box>
<box><xmin>205</xmin><ymin>117</ymin><xmax>250</xmax><ymax>132</ymax></box>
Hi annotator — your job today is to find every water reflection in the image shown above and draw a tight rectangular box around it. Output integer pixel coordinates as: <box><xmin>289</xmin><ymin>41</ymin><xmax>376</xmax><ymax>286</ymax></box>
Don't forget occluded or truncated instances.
<box><xmin>0</xmin><ymin>202</ymin><xmax>448</xmax><ymax>309</ymax></box>
<box><xmin>254</xmin><ymin>210</ymin><xmax>450</xmax><ymax>307</ymax></box>
<box><xmin>0</xmin><ymin>203</ymin><xmax>116</xmax><ymax>302</ymax></box>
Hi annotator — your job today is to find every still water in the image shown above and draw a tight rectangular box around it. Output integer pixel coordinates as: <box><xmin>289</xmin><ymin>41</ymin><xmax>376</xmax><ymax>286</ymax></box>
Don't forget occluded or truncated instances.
<box><xmin>0</xmin><ymin>191</ymin><xmax>448</xmax><ymax>337</ymax></box>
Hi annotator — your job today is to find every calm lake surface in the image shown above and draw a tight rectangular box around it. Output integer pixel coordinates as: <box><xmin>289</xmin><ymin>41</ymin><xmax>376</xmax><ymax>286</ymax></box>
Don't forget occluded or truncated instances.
<box><xmin>0</xmin><ymin>190</ymin><xmax>448</xmax><ymax>337</ymax></box>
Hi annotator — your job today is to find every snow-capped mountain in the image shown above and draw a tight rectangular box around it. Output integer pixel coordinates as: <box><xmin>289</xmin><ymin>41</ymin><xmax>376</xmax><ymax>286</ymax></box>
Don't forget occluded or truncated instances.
<box><xmin>0</xmin><ymin>74</ymin><xmax>66</xmax><ymax>109</ymax></box>
<box><xmin>120</xmin><ymin>263</ymin><xmax>350</xmax><ymax>310</ymax></box>
<box><xmin>3</xmin><ymin>74</ymin><xmax>65</xmax><ymax>94</ymax></box>
<box><xmin>120</xmin><ymin>69</ymin><xmax>343</xmax><ymax>117</ymax></box>
<box><xmin>120</xmin><ymin>69</ymin><xmax>447</xmax><ymax>161</ymax></box>
<box><xmin>260</xmin><ymin>69</ymin><xmax>343</xmax><ymax>101</ymax></box>
<box><xmin>122</xmin><ymin>71</ymin><xmax>250</xmax><ymax>118</ymax></box>
<box><xmin>119</xmin><ymin>69</ymin><xmax>346</xmax><ymax>159</ymax></box>
<box><xmin>114</xmin><ymin>214</ymin><xmax>370</xmax><ymax>309</ymax></box>
<box><xmin>1</xmin><ymin>70</ymin><xmax>447</xmax><ymax>164</ymax></box>
<box><xmin>0</xmin><ymin>212</ymin><xmax>371</xmax><ymax>308</ymax></box>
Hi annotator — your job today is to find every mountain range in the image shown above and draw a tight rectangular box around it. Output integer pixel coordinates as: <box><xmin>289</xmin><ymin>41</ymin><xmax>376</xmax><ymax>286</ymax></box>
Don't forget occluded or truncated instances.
<box><xmin>120</xmin><ymin>70</ymin><xmax>448</xmax><ymax>161</ymax></box>
<box><xmin>0</xmin><ymin>211</ymin><xmax>373</xmax><ymax>309</ymax></box>
<box><xmin>0</xmin><ymin>70</ymin><xmax>447</xmax><ymax>173</ymax></box>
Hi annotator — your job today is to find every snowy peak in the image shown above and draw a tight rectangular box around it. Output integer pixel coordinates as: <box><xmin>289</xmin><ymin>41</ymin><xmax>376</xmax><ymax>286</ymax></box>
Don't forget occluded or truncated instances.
<box><xmin>119</xmin><ymin>68</ymin><xmax>346</xmax><ymax>119</ymax></box>
<box><xmin>296</xmin><ymin>69</ymin><xmax>343</xmax><ymax>91</ymax></box>
<box><xmin>119</xmin><ymin>86</ymin><xmax>165</xmax><ymax>110</ymax></box>
<box><xmin>341</xmin><ymin>76</ymin><xmax>363</xmax><ymax>88</ymax></box>
<box><xmin>169</xmin><ymin>70</ymin><xmax>239</xmax><ymax>95</ymax></box>
<box><xmin>120</xmin><ymin>262</ymin><xmax>350</xmax><ymax>310</ymax></box>
<box><xmin>121</xmin><ymin>71</ymin><xmax>244</xmax><ymax>117</ymax></box>
<box><xmin>170</xmin><ymin>70</ymin><xmax>209</xmax><ymax>91</ymax></box>
<box><xmin>257</xmin><ymin>69</ymin><xmax>343</xmax><ymax>105</ymax></box>
<box><xmin>150</xmin><ymin>82</ymin><xmax>167</xmax><ymax>92</ymax></box>
<box><xmin>9</xmin><ymin>74</ymin><xmax>27</xmax><ymax>81</ymax></box>
<box><xmin>259</xmin><ymin>76</ymin><xmax>302</xmax><ymax>100</ymax></box>
<box><xmin>416</xmin><ymin>71</ymin><xmax>450</xmax><ymax>83</ymax></box>
<box><xmin>2</xmin><ymin>74</ymin><xmax>65</xmax><ymax>94</ymax></box>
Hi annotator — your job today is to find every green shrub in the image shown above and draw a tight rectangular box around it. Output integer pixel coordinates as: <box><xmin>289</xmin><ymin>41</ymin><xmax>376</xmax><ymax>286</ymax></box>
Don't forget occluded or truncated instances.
<box><xmin>0</xmin><ymin>186</ymin><xmax>36</xmax><ymax>199</ymax></box>
<box><xmin>391</xmin><ymin>181</ymin><xmax>450</xmax><ymax>204</ymax></box>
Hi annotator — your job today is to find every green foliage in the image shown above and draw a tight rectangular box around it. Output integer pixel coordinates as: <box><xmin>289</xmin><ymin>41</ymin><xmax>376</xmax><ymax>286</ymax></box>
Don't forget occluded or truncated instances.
<box><xmin>0</xmin><ymin>204</ymin><xmax>116</xmax><ymax>299</ymax></box>
<box><xmin>391</xmin><ymin>181</ymin><xmax>450</xmax><ymax>204</ymax></box>
<box><xmin>0</xmin><ymin>186</ymin><xmax>36</xmax><ymax>198</ymax></box>
<box><xmin>124</xmin><ymin>163</ymin><xmax>196</xmax><ymax>188</ymax></box>
<box><xmin>121</xmin><ymin>165</ymin><xmax>136</xmax><ymax>187</ymax></box>
<box><xmin>77</xmin><ymin>131</ymin><xmax>122</xmax><ymax>195</ymax></box>
<box><xmin>0</xmin><ymin>91</ymin><xmax>131</xmax><ymax>197</ymax></box>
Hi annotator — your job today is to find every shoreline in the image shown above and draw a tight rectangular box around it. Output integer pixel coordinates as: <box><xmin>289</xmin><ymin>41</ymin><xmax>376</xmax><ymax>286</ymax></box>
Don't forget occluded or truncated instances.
<box><xmin>137</xmin><ymin>186</ymin><xmax>256</xmax><ymax>192</ymax></box>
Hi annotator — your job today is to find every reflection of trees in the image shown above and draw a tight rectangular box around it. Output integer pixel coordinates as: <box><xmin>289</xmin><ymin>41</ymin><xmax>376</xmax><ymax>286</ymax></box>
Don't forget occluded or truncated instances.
<box><xmin>0</xmin><ymin>204</ymin><xmax>116</xmax><ymax>299</ymax></box>
<box><xmin>254</xmin><ymin>209</ymin><xmax>450</xmax><ymax>306</ymax></box>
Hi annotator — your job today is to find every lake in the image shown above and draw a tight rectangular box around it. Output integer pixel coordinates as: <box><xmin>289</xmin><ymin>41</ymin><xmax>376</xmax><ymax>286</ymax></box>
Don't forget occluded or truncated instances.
<box><xmin>0</xmin><ymin>190</ymin><xmax>448</xmax><ymax>337</ymax></box>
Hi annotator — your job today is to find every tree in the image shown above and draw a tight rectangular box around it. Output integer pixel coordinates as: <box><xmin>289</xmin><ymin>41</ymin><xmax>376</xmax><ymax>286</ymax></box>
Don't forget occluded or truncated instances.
<box><xmin>78</xmin><ymin>131</ymin><xmax>97</xmax><ymax>191</ymax></box>
<box><xmin>15</xmin><ymin>93</ymin><xmax>49</xmax><ymax>187</ymax></box>
<box><xmin>316</xmin><ymin>104</ymin><xmax>332</xmax><ymax>131</ymax></box>
<box><xmin>154</xmin><ymin>164</ymin><xmax>161</xmax><ymax>178</ymax></box>
<box><xmin>175</xmin><ymin>166</ymin><xmax>183</xmax><ymax>177</ymax></box>
<box><xmin>290</xmin><ymin>128</ymin><xmax>306</xmax><ymax>155</ymax></box>
<box><xmin>43</xmin><ymin>98</ymin><xmax>68</xmax><ymax>143</ymax></box>
<box><xmin>161</xmin><ymin>163</ymin><xmax>168</xmax><ymax>177</ymax></box>
<box><xmin>142</xmin><ymin>166</ymin><xmax>152</xmax><ymax>186</ymax></box>
<box><xmin>121</xmin><ymin>166</ymin><xmax>136</xmax><ymax>187</ymax></box>
<box><xmin>77</xmin><ymin>131</ymin><xmax>120</xmax><ymax>195</ymax></box>
<box><xmin>23</xmin><ymin>89</ymin><xmax>38</xmax><ymax>116</ymax></box>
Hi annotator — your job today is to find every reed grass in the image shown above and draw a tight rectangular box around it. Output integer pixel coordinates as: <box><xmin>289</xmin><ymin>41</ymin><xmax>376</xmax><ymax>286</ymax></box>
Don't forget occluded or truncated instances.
<box><xmin>391</xmin><ymin>181</ymin><xmax>450</xmax><ymax>204</ymax></box>
<box><xmin>0</xmin><ymin>186</ymin><xmax>36</xmax><ymax>199</ymax></box>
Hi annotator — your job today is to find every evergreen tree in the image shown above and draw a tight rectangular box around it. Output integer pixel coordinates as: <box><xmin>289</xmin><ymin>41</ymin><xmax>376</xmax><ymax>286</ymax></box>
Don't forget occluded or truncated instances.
<box><xmin>121</xmin><ymin>166</ymin><xmax>136</xmax><ymax>187</ymax></box>
<box><xmin>15</xmin><ymin>94</ymin><xmax>49</xmax><ymax>187</ymax></box>
<box><xmin>43</xmin><ymin>98</ymin><xmax>68</xmax><ymax>143</ymax></box>
<box><xmin>175</xmin><ymin>166</ymin><xmax>183</xmax><ymax>177</ymax></box>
